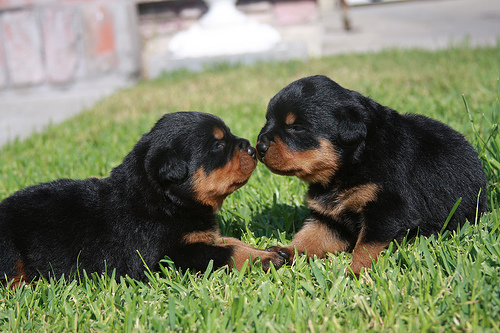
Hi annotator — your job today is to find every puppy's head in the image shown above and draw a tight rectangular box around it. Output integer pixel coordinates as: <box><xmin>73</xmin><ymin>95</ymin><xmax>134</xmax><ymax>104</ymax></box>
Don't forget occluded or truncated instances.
<box><xmin>137</xmin><ymin>112</ymin><xmax>256</xmax><ymax>211</ymax></box>
<box><xmin>256</xmin><ymin>75</ymin><xmax>369</xmax><ymax>186</ymax></box>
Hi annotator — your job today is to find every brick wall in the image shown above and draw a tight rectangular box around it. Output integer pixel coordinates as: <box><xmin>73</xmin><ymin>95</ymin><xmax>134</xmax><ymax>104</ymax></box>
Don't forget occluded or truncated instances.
<box><xmin>0</xmin><ymin>0</ymin><xmax>140</xmax><ymax>90</ymax></box>
<box><xmin>0</xmin><ymin>0</ymin><xmax>326</xmax><ymax>88</ymax></box>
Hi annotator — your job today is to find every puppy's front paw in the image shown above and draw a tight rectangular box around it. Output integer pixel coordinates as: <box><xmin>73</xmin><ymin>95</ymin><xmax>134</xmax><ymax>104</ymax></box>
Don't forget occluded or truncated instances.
<box><xmin>260</xmin><ymin>251</ymin><xmax>286</xmax><ymax>271</ymax></box>
<box><xmin>266</xmin><ymin>246</ymin><xmax>296</xmax><ymax>263</ymax></box>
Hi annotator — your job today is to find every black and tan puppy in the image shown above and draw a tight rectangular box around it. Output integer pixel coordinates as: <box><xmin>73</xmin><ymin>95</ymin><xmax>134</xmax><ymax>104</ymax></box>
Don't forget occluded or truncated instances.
<box><xmin>1</xmin><ymin>112</ymin><xmax>284</xmax><ymax>287</ymax></box>
<box><xmin>256</xmin><ymin>75</ymin><xmax>487</xmax><ymax>276</ymax></box>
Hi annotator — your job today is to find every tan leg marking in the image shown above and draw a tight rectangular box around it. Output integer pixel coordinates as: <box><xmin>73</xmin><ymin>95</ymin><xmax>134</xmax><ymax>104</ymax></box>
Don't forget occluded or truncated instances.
<box><xmin>5</xmin><ymin>260</ymin><xmax>29</xmax><ymax>290</ymax></box>
<box><xmin>182</xmin><ymin>231</ymin><xmax>285</xmax><ymax>271</ymax></box>
<box><xmin>182</xmin><ymin>230</ymin><xmax>219</xmax><ymax>245</ymax></box>
<box><xmin>270</xmin><ymin>219</ymin><xmax>350</xmax><ymax>261</ymax></box>
<box><xmin>307</xmin><ymin>183</ymin><xmax>380</xmax><ymax>219</ymax></box>
<box><xmin>346</xmin><ymin>226</ymin><xmax>390</xmax><ymax>277</ymax></box>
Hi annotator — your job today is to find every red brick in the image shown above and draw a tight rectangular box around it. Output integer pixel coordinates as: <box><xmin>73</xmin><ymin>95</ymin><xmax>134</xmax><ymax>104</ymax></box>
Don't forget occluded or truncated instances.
<box><xmin>82</xmin><ymin>4</ymin><xmax>118</xmax><ymax>74</ymax></box>
<box><xmin>274</xmin><ymin>1</ymin><xmax>318</xmax><ymax>25</ymax></box>
<box><xmin>0</xmin><ymin>0</ymin><xmax>32</xmax><ymax>10</ymax></box>
<box><xmin>0</xmin><ymin>1</ymin><xmax>57</xmax><ymax>11</ymax></box>
<box><xmin>3</xmin><ymin>10</ymin><xmax>45</xmax><ymax>86</ymax></box>
<box><xmin>41</xmin><ymin>7</ymin><xmax>80</xmax><ymax>83</ymax></box>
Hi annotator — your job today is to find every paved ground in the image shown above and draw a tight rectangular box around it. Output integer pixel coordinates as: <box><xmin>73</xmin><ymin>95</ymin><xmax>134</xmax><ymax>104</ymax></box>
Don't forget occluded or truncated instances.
<box><xmin>323</xmin><ymin>0</ymin><xmax>500</xmax><ymax>54</ymax></box>
<box><xmin>0</xmin><ymin>76</ymin><xmax>135</xmax><ymax>146</ymax></box>
<box><xmin>1</xmin><ymin>0</ymin><xmax>499</xmax><ymax>146</ymax></box>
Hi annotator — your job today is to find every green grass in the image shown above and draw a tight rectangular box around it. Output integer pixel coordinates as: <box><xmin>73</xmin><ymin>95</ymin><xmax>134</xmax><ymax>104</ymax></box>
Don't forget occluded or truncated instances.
<box><xmin>1</xmin><ymin>43</ymin><xmax>500</xmax><ymax>332</ymax></box>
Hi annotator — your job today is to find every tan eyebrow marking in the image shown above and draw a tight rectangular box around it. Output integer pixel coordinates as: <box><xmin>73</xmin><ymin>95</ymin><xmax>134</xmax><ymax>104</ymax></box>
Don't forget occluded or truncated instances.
<box><xmin>285</xmin><ymin>113</ymin><xmax>296</xmax><ymax>125</ymax></box>
<box><xmin>213</xmin><ymin>127</ymin><xmax>225</xmax><ymax>140</ymax></box>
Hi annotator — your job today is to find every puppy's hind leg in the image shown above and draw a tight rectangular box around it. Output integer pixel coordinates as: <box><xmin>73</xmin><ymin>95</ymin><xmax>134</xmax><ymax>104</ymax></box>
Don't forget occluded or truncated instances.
<box><xmin>1</xmin><ymin>257</ymin><xmax>29</xmax><ymax>289</ymax></box>
<box><xmin>0</xmin><ymin>233</ymin><xmax>28</xmax><ymax>288</ymax></box>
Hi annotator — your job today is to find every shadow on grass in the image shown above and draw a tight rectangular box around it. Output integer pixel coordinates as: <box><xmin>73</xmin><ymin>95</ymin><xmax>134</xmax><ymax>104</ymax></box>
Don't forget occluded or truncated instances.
<box><xmin>218</xmin><ymin>202</ymin><xmax>309</xmax><ymax>240</ymax></box>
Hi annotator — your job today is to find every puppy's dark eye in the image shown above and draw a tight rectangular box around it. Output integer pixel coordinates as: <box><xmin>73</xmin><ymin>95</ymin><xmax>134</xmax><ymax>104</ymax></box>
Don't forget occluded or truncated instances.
<box><xmin>288</xmin><ymin>125</ymin><xmax>305</xmax><ymax>133</ymax></box>
<box><xmin>211</xmin><ymin>141</ymin><xmax>225</xmax><ymax>152</ymax></box>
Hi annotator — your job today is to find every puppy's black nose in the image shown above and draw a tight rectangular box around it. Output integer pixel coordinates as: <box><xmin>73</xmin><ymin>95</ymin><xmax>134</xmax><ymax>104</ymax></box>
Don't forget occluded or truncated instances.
<box><xmin>256</xmin><ymin>142</ymin><xmax>269</xmax><ymax>157</ymax></box>
<box><xmin>238</xmin><ymin>139</ymin><xmax>256</xmax><ymax>159</ymax></box>
<box><xmin>247</xmin><ymin>146</ymin><xmax>256</xmax><ymax>159</ymax></box>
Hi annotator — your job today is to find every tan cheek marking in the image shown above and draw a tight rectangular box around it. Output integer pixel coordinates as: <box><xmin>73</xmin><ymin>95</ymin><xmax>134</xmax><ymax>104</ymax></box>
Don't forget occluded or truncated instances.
<box><xmin>193</xmin><ymin>166</ymin><xmax>235</xmax><ymax>211</ymax></box>
<box><xmin>285</xmin><ymin>113</ymin><xmax>296</xmax><ymax>125</ymax></box>
<box><xmin>293</xmin><ymin>139</ymin><xmax>340</xmax><ymax>185</ymax></box>
<box><xmin>213</xmin><ymin>127</ymin><xmax>225</xmax><ymax>140</ymax></box>
<box><xmin>263</xmin><ymin>138</ymin><xmax>340</xmax><ymax>186</ymax></box>
<box><xmin>307</xmin><ymin>183</ymin><xmax>381</xmax><ymax>219</ymax></box>
<box><xmin>260</xmin><ymin>138</ymin><xmax>293</xmax><ymax>171</ymax></box>
<box><xmin>192</xmin><ymin>149</ymin><xmax>256</xmax><ymax>210</ymax></box>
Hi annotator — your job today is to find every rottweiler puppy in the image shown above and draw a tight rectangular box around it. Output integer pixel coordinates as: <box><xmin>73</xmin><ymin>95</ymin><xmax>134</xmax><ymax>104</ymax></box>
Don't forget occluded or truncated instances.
<box><xmin>1</xmin><ymin>112</ymin><xmax>284</xmax><ymax>287</ymax></box>
<box><xmin>256</xmin><ymin>75</ymin><xmax>488</xmax><ymax>276</ymax></box>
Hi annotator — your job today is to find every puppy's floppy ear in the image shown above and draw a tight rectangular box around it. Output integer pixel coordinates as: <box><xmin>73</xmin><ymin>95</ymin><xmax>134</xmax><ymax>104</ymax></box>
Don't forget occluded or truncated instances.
<box><xmin>337</xmin><ymin>107</ymin><xmax>367</xmax><ymax>146</ymax></box>
<box><xmin>158</xmin><ymin>151</ymin><xmax>188</xmax><ymax>185</ymax></box>
<box><xmin>337</xmin><ymin>107</ymin><xmax>367</xmax><ymax>161</ymax></box>
<box><xmin>146</xmin><ymin>147</ymin><xmax>188</xmax><ymax>186</ymax></box>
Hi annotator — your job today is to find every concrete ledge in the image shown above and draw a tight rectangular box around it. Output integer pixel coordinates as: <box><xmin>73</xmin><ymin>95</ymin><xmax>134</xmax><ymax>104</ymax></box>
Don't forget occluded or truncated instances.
<box><xmin>147</xmin><ymin>41</ymin><xmax>308</xmax><ymax>77</ymax></box>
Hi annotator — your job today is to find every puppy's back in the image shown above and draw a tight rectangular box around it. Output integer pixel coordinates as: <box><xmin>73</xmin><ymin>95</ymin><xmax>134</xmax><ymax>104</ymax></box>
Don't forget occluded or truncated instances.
<box><xmin>399</xmin><ymin>113</ymin><xmax>487</xmax><ymax>233</ymax></box>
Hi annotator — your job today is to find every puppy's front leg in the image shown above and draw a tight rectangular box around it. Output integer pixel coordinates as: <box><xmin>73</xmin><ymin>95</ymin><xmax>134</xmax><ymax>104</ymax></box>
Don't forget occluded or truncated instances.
<box><xmin>215</xmin><ymin>236</ymin><xmax>285</xmax><ymax>271</ymax></box>
<box><xmin>267</xmin><ymin>219</ymin><xmax>350</xmax><ymax>262</ymax></box>
<box><xmin>179</xmin><ymin>231</ymin><xmax>285</xmax><ymax>271</ymax></box>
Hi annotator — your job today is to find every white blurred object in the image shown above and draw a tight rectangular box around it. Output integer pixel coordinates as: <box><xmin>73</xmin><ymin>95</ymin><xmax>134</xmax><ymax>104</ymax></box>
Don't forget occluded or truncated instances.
<box><xmin>169</xmin><ymin>0</ymin><xmax>281</xmax><ymax>57</ymax></box>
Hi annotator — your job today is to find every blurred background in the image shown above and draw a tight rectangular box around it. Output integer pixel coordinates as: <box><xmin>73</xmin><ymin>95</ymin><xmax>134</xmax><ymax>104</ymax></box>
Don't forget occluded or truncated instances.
<box><xmin>0</xmin><ymin>0</ymin><xmax>499</xmax><ymax>145</ymax></box>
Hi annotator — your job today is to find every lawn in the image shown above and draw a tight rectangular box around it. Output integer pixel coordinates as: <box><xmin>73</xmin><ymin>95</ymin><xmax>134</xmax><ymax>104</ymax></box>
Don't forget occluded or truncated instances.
<box><xmin>1</xmin><ymin>44</ymin><xmax>500</xmax><ymax>332</ymax></box>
